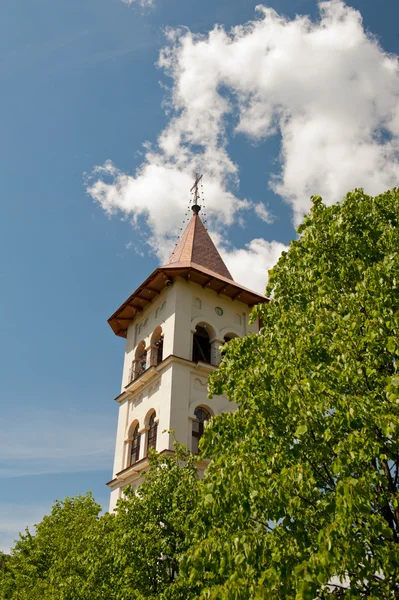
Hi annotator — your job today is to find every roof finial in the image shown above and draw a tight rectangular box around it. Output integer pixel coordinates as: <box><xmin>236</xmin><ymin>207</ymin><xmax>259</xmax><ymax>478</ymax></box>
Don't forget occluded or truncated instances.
<box><xmin>190</xmin><ymin>173</ymin><xmax>203</xmax><ymax>215</ymax></box>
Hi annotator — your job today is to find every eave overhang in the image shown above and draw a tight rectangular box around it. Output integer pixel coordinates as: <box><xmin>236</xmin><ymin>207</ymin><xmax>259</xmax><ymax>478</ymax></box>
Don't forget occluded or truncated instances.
<box><xmin>108</xmin><ymin>262</ymin><xmax>269</xmax><ymax>338</ymax></box>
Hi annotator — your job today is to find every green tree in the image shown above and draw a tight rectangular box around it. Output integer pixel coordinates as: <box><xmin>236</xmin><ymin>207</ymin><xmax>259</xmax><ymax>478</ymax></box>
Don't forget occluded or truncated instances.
<box><xmin>0</xmin><ymin>445</ymin><xmax>199</xmax><ymax>600</ymax></box>
<box><xmin>183</xmin><ymin>189</ymin><xmax>399</xmax><ymax>599</ymax></box>
<box><xmin>100</xmin><ymin>444</ymin><xmax>199</xmax><ymax>600</ymax></box>
<box><xmin>0</xmin><ymin>493</ymin><xmax>102</xmax><ymax>600</ymax></box>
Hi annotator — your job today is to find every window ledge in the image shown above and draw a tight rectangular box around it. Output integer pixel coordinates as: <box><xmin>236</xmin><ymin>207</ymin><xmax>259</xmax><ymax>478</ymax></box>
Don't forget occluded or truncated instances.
<box><xmin>193</xmin><ymin>360</ymin><xmax>218</xmax><ymax>373</ymax></box>
<box><xmin>107</xmin><ymin>449</ymin><xmax>176</xmax><ymax>488</ymax></box>
<box><xmin>114</xmin><ymin>355</ymin><xmax>218</xmax><ymax>403</ymax></box>
<box><xmin>114</xmin><ymin>457</ymin><xmax>150</xmax><ymax>481</ymax></box>
<box><xmin>125</xmin><ymin>365</ymin><xmax>157</xmax><ymax>392</ymax></box>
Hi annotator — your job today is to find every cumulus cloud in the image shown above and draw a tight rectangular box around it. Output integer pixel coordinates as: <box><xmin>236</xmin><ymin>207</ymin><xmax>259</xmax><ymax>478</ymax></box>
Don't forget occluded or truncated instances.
<box><xmin>88</xmin><ymin>160</ymin><xmax>250</xmax><ymax>264</ymax></box>
<box><xmin>221</xmin><ymin>239</ymin><xmax>288</xmax><ymax>294</ymax></box>
<box><xmin>88</xmin><ymin>0</ymin><xmax>399</xmax><ymax>286</ymax></box>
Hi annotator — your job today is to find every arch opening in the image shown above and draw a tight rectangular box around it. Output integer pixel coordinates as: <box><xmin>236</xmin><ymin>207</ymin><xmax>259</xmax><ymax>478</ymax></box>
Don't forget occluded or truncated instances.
<box><xmin>192</xmin><ymin>406</ymin><xmax>212</xmax><ymax>454</ymax></box>
<box><xmin>147</xmin><ymin>411</ymin><xmax>158</xmax><ymax>453</ymax></box>
<box><xmin>151</xmin><ymin>326</ymin><xmax>164</xmax><ymax>366</ymax></box>
<box><xmin>131</xmin><ymin>341</ymin><xmax>147</xmax><ymax>381</ymax></box>
<box><xmin>192</xmin><ymin>325</ymin><xmax>211</xmax><ymax>364</ymax></box>
<box><xmin>156</xmin><ymin>336</ymin><xmax>164</xmax><ymax>364</ymax></box>
<box><xmin>223</xmin><ymin>332</ymin><xmax>238</xmax><ymax>344</ymax></box>
<box><xmin>130</xmin><ymin>423</ymin><xmax>141</xmax><ymax>465</ymax></box>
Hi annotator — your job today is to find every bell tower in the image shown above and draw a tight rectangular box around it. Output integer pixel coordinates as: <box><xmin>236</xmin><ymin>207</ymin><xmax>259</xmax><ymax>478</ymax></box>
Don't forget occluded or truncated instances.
<box><xmin>106</xmin><ymin>178</ymin><xmax>267</xmax><ymax>510</ymax></box>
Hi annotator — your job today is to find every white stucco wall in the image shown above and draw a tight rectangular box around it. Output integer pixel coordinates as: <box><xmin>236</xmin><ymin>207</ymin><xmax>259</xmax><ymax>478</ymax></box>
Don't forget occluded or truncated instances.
<box><xmin>108</xmin><ymin>275</ymin><xmax>260</xmax><ymax>511</ymax></box>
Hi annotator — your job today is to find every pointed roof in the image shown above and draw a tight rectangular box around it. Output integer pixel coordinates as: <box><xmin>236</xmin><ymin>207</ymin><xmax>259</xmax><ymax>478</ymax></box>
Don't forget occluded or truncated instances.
<box><xmin>165</xmin><ymin>213</ymin><xmax>233</xmax><ymax>280</ymax></box>
<box><xmin>107</xmin><ymin>210</ymin><xmax>268</xmax><ymax>338</ymax></box>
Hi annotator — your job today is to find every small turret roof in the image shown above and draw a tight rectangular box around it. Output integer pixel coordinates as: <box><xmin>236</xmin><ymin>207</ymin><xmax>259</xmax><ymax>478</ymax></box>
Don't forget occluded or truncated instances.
<box><xmin>165</xmin><ymin>213</ymin><xmax>233</xmax><ymax>280</ymax></box>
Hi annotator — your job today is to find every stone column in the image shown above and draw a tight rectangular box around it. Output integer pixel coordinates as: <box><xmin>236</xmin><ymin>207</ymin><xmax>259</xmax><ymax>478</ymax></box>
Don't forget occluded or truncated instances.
<box><xmin>210</xmin><ymin>339</ymin><xmax>223</xmax><ymax>366</ymax></box>
<box><xmin>148</xmin><ymin>344</ymin><xmax>157</xmax><ymax>367</ymax></box>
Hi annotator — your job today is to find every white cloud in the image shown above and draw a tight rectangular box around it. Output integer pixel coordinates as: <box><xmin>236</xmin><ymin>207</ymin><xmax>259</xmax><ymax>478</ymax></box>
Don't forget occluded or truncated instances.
<box><xmin>254</xmin><ymin>202</ymin><xmax>274</xmax><ymax>224</ymax></box>
<box><xmin>221</xmin><ymin>239</ymin><xmax>288</xmax><ymax>294</ymax></box>
<box><xmin>0</xmin><ymin>410</ymin><xmax>115</xmax><ymax>479</ymax></box>
<box><xmin>88</xmin><ymin>1</ymin><xmax>399</xmax><ymax>286</ymax></box>
<box><xmin>88</xmin><ymin>161</ymin><xmax>250</xmax><ymax>264</ymax></box>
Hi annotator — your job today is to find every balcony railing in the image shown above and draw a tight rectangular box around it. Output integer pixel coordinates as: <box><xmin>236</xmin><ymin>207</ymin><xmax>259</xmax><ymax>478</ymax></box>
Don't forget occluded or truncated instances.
<box><xmin>129</xmin><ymin>359</ymin><xmax>147</xmax><ymax>384</ymax></box>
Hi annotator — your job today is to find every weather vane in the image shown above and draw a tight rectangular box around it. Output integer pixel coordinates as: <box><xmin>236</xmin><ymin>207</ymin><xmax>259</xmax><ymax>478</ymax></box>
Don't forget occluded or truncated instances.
<box><xmin>190</xmin><ymin>173</ymin><xmax>203</xmax><ymax>214</ymax></box>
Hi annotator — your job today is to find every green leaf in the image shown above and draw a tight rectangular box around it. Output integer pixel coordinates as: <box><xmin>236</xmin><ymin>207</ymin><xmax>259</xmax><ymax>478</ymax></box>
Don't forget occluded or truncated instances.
<box><xmin>295</xmin><ymin>423</ymin><xmax>308</xmax><ymax>436</ymax></box>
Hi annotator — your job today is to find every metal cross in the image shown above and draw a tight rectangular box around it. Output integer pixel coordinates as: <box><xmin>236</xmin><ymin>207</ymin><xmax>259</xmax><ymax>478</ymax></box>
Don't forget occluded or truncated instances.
<box><xmin>190</xmin><ymin>173</ymin><xmax>203</xmax><ymax>205</ymax></box>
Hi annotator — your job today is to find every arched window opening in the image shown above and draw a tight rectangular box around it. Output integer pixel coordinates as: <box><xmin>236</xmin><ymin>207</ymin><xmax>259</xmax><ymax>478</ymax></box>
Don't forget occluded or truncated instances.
<box><xmin>150</xmin><ymin>327</ymin><xmax>164</xmax><ymax>367</ymax></box>
<box><xmin>192</xmin><ymin>407</ymin><xmax>212</xmax><ymax>454</ymax></box>
<box><xmin>130</xmin><ymin>424</ymin><xmax>141</xmax><ymax>465</ymax></box>
<box><xmin>223</xmin><ymin>333</ymin><xmax>238</xmax><ymax>344</ymax></box>
<box><xmin>156</xmin><ymin>335</ymin><xmax>164</xmax><ymax>364</ymax></box>
<box><xmin>192</xmin><ymin>325</ymin><xmax>211</xmax><ymax>364</ymax></box>
<box><xmin>147</xmin><ymin>412</ymin><xmax>158</xmax><ymax>453</ymax></box>
<box><xmin>132</xmin><ymin>341</ymin><xmax>147</xmax><ymax>381</ymax></box>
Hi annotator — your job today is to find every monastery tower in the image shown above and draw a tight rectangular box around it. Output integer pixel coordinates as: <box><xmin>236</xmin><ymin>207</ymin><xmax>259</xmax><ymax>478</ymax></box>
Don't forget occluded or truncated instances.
<box><xmin>107</xmin><ymin>178</ymin><xmax>266</xmax><ymax>510</ymax></box>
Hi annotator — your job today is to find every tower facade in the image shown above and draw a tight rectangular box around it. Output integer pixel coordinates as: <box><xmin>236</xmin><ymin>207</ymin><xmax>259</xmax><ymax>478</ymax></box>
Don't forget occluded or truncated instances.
<box><xmin>107</xmin><ymin>204</ymin><xmax>266</xmax><ymax>510</ymax></box>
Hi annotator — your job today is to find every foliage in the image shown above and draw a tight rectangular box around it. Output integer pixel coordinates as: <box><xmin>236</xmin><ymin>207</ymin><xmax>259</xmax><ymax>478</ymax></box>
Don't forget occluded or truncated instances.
<box><xmin>183</xmin><ymin>188</ymin><xmax>399</xmax><ymax>599</ymax></box>
<box><xmin>0</xmin><ymin>493</ymin><xmax>102</xmax><ymax>600</ymax></box>
<box><xmin>91</xmin><ymin>444</ymin><xmax>200</xmax><ymax>600</ymax></box>
<box><xmin>2</xmin><ymin>188</ymin><xmax>399</xmax><ymax>599</ymax></box>
<box><xmin>0</xmin><ymin>446</ymin><xmax>199</xmax><ymax>600</ymax></box>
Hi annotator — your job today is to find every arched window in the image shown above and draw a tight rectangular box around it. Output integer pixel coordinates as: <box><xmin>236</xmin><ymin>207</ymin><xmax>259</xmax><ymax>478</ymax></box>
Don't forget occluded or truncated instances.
<box><xmin>150</xmin><ymin>327</ymin><xmax>164</xmax><ymax>367</ymax></box>
<box><xmin>130</xmin><ymin>424</ymin><xmax>141</xmax><ymax>465</ymax></box>
<box><xmin>223</xmin><ymin>333</ymin><xmax>238</xmax><ymax>344</ymax></box>
<box><xmin>192</xmin><ymin>325</ymin><xmax>211</xmax><ymax>363</ymax></box>
<box><xmin>156</xmin><ymin>335</ymin><xmax>163</xmax><ymax>364</ymax></box>
<box><xmin>147</xmin><ymin>412</ymin><xmax>158</xmax><ymax>453</ymax></box>
<box><xmin>133</xmin><ymin>341</ymin><xmax>147</xmax><ymax>380</ymax></box>
<box><xmin>192</xmin><ymin>407</ymin><xmax>211</xmax><ymax>454</ymax></box>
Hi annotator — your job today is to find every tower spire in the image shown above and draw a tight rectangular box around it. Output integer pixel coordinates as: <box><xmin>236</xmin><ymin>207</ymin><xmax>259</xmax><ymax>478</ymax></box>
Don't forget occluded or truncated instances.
<box><xmin>166</xmin><ymin>175</ymin><xmax>233</xmax><ymax>280</ymax></box>
<box><xmin>190</xmin><ymin>173</ymin><xmax>203</xmax><ymax>215</ymax></box>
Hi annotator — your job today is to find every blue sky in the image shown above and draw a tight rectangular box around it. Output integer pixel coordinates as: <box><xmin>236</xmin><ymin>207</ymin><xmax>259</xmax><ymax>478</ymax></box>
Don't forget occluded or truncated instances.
<box><xmin>1</xmin><ymin>0</ymin><xmax>399</xmax><ymax>551</ymax></box>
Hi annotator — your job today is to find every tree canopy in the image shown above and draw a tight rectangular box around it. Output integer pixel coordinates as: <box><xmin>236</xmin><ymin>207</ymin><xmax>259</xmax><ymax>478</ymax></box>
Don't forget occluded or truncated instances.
<box><xmin>185</xmin><ymin>188</ymin><xmax>399</xmax><ymax>598</ymax></box>
<box><xmin>0</xmin><ymin>447</ymin><xmax>199</xmax><ymax>600</ymax></box>
<box><xmin>0</xmin><ymin>493</ymin><xmax>102</xmax><ymax>600</ymax></box>
<box><xmin>1</xmin><ymin>188</ymin><xmax>399</xmax><ymax>599</ymax></box>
